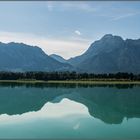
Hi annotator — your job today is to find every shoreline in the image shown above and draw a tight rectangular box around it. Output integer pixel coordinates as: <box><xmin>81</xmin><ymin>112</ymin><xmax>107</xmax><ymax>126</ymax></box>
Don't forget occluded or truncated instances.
<box><xmin>0</xmin><ymin>80</ymin><xmax>140</xmax><ymax>84</ymax></box>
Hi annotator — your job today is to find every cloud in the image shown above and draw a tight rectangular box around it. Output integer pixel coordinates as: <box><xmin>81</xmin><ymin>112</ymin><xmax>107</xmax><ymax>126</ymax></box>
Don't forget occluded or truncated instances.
<box><xmin>61</xmin><ymin>2</ymin><xmax>97</xmax><ymax>13</ymax></box>
<box><xmin>75</xmin><ymin>30</ymin><xmax>81</xmax><ymax>36</ymax></box>
<box><xmin>111</xmin><ymin>12</ymin><xmax>139</xmax><ymax>21</ymax></box>
<box><xmin>45</xmin><ymin>2</ymin><xmax>97</xmax><ymax>13</ymax></box>
<box><xmin>46</xmin><ymin>2</ymin><xmax>54</xmax><ymax>12</ymax></box>
<box><xmin>47</xmin><ymin>2</ymin><xmax>140</xmax><ymax>22</ymax></box>
<box><xmin>0</xmin><ymin>31</ymin><xmax>90</xmax><ymax>59</ymax></box>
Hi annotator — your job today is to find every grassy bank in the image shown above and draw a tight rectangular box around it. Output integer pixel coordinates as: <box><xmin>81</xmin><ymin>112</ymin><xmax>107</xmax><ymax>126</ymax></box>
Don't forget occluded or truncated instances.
<box><xmin>47</xmin><ymin>80</ymin><xmax>140</xmax><ymax>85</ymax></box>
<box><xmin>0</xmin><ymin>80</ymin><xmax>140</xmax><ymax>84</ymax></box>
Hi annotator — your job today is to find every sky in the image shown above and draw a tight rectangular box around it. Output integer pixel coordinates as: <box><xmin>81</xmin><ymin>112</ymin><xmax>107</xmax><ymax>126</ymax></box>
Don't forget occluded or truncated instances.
<box><xmin>0</xmin><ymin>1</ymin><xmax>140</xmax><ymax>59</ymax></box>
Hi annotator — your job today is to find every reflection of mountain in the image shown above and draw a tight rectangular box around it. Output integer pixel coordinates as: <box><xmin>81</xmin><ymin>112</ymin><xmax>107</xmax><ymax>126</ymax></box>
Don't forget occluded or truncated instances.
<box><xmin>67</xmin><ymin>88</ymin><xmax>140</xmax><ymax>124</ymax></box>
<box><xmin>0</xmin><ymin>86</ymin><xmax>69</xmax><ymax>115</ymax></box>
<box><xmin>0</xmin><ymin>83</ymin><xmax>140</xmax><ymax>124</ymax></box>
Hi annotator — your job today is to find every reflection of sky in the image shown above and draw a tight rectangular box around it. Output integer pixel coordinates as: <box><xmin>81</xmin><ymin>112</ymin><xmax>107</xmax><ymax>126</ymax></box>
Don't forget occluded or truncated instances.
<box><xmin>0</xmin><ymin>2</ymin><xmax>140</xmax><ymax>58</ymax></box>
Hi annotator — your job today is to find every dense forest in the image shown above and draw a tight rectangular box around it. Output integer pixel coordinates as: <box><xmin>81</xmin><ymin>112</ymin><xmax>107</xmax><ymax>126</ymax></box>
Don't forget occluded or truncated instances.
<box><xmin>0</xmin><ymin>71</ymin><xmax>140</xmax><ymax>81</ymax></box>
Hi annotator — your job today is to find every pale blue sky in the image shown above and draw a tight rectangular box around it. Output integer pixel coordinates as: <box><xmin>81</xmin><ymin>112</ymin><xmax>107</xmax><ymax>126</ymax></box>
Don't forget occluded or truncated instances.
<box><xmin>0</xmin><ymin>1</ymin><xmax>140</xmax><ymax>59</ymax></box>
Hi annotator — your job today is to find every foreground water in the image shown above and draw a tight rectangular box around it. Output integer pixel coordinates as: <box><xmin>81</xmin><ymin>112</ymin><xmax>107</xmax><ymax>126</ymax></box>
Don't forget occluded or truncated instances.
<box><xmin>0</xmin><ymin>83</ymin><xmax>140</xmax><ymax>139</ymax></box>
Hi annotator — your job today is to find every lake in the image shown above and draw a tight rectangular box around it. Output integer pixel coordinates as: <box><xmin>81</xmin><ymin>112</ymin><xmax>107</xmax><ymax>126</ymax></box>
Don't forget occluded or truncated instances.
<box><xmin>0</xmin><ymin>82</ymin><xmax>140</xmax><ymax>139</ymax></box>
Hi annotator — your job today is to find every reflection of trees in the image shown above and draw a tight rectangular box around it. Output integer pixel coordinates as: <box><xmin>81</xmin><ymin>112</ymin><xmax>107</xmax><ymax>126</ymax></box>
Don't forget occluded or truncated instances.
<box><xmin>0</xmin><ymin>82</ymin><xmax>136</xmax><ymax>89</ymax></box>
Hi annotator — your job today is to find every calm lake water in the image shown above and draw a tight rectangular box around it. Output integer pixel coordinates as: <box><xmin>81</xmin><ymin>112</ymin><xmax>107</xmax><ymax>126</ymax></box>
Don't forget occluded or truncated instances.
<box><xmin>0</xmin><ymin>82</ymin><xmax>140</xmax><ymax>139</ymax></box>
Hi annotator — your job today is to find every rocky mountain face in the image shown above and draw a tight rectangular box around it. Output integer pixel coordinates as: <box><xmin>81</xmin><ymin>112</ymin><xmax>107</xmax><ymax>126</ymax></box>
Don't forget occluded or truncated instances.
<box><xmin>68</xmin><ymin>34</ymin><xmax>140</xmax><ymax>73</ymax></box>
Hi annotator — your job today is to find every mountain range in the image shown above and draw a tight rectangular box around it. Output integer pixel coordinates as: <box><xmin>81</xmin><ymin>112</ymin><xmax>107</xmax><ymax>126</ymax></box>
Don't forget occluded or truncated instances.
<box><xmin>0</xmin><ymin>42</ymin><xmax>74</xmax><ymax>72</ymax></box>
<box><xmin>68</xmin><ymin>34</ymin><xmax>140</xmax><ymax>73</ymax></box>
<box><xmin>0</xmin><ymin>34</ymin><xmax>140</xmax><ymax>73</ymax></box>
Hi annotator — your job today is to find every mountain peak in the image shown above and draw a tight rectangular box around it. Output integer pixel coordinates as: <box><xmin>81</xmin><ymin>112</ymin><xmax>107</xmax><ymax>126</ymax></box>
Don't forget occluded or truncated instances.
<box><xmin>68</xmin><ymin>34</ymin><xmax>140</xmax><ymax>73</ymax></box>
<box><xmin>102</xmin><ymin>34</ymin><xmax>113</xmax><ymax>39</ymax></box>
<box><xmin>101</xmin><ymin>34</ymin><xmax>124</xmax><ymax>41</ymax></box>
<box><xmin>85</xmin><ymin>34</ymin><xmax>124</xmax><ymax>55</ymax></box>
<box><xmin>50</xmin><ymin>54</ymin><xmax>66</xmax><ymax>63</ymax></box>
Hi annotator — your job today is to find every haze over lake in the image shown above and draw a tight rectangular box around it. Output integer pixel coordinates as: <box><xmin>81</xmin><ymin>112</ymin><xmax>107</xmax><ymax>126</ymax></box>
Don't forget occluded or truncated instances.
<box><xmin>0</xmin><ymin>83</ymin><xmax>140</xmax><ymax>139</ymax></box>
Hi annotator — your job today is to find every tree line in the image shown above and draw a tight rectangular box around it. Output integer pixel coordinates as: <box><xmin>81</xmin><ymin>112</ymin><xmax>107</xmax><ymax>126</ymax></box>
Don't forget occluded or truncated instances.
<box><xmin>0</xmin><ymin>71</ymin><xmax>140</xmax><ymax>81</ymax></box>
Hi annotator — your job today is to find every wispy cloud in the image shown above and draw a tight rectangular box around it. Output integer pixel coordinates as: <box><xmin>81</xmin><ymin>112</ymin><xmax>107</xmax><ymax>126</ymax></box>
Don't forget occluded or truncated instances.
<box><xmin>111</xmin><ymin>12</ymin><xmax>139</xmax><ymax>21</ymax></box>
<box><xmin>61</xmin><ymin>2</ymin><xmax>97</xmax><ymax>12</ymax></box>
<box><xmin>45</xmin><ymin>2</ymin><xmax>97</xmax><ymax>13</ymax></box>
<box><xmin>45</xmin><ymin>2</ymin><xmax>140</xmax><ymax>22</ymax></box>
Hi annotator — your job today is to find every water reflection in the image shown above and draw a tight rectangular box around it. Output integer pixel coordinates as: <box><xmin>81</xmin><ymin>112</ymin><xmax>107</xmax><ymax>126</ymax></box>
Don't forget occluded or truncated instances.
<box><xmin>0</xmin><ymin>82</ymin><xmax>136</xmax><ymax>89</ymax></box>
<box><xmin>0</xmin><ymin>99</ymin><xmax>94</xmax><ymax>139</ymax></box>
<box><xmin>0</xmin><ymin>83</ymin><xmax>140</xmax><ymax>124</ymax></box>
<box><xmin>0</xmin><ymin>99</ymin><xmax>89</xmax><ymax>123</ymax></box>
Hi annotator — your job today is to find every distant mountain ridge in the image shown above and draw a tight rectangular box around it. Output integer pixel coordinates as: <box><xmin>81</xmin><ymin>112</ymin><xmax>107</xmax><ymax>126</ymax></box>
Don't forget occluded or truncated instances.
<box><xmin>0</xmin><ymin>42</ymin><xmax>74</xmax><ymax>72</ymax></box>
<box><xmin>68</xmin><ymin>34</ymin><xmax>140</xmax><ymax>73</ymax></box>
<box><xmin>0</xmin><ymin>34</ymin><xmax>140</xmax><ymax>73</ymax></box>
<box><xmin>50</xmin><ymin>54</ymin><xmax>67</xmax><ymax>63</ymax></box>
